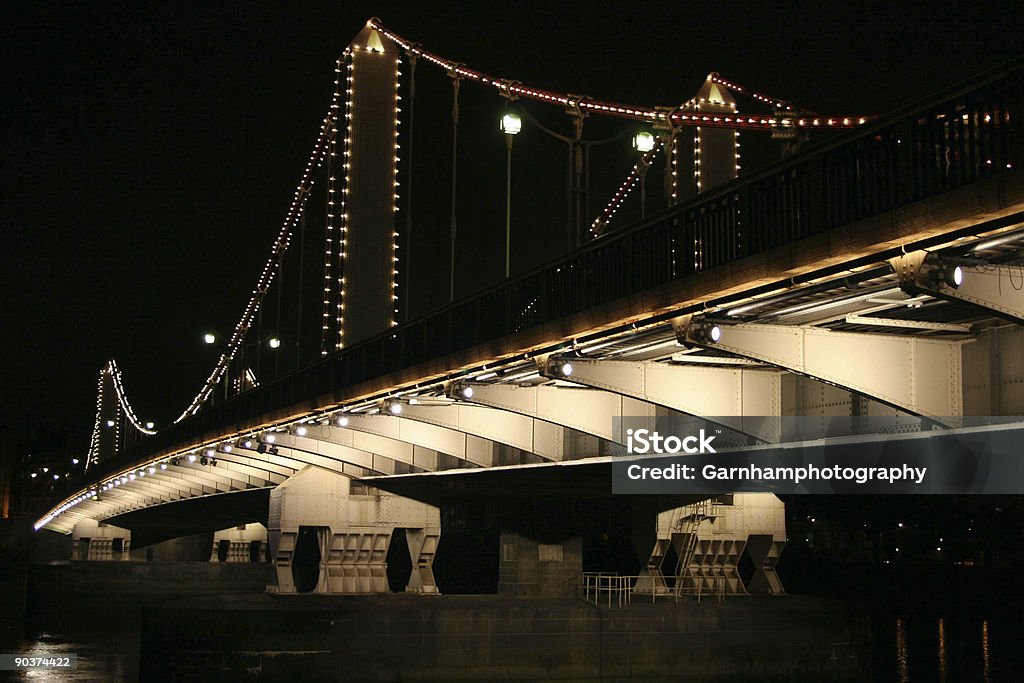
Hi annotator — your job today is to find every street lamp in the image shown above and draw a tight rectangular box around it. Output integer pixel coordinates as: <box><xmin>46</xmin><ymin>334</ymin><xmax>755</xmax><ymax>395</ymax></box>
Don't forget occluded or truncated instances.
<box><xmin>500</xmin><ymin>111</ymin><xmax>522</xmax><ymax>278</ymax></box>
<box><xmin>202</xmin><ymin>330</ymin><xmax>282</xmax><ymax>399</ymax></box>
<box><xmin>633</xmin><ymin>131</ymin><xmax>656</xmax><ymax>219</ymax></box>
<box><xmin>633</xmin><ymin>131</ymin><xmax>655</xmax><ymax>153</ymax></box>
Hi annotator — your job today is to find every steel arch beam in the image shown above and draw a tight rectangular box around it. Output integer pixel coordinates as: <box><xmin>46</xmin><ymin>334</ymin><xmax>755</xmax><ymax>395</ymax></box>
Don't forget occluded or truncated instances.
<box><xmin>303</xmin><ymin>425</ymin><xmax>444</xmax><ymax>472</ymax></box>
<box><xmin>542</xmin><ymin>358</ymin><xmax>784</xmax><ymax>442</ymax></box>
<box><xmin>210</xmin><ymin>453</ymin><xmax>292</xmax><ymax>483</ymax></box>
<box><xmin>675</xmin><ymin>317</ymin><xmax>967</xmax><ymax>424</ymax></box>
<box><xmin>274</xmin><ymin>433</ymin><xmax>402</xmax><ymax>475</ymax></box>
<box><xmin>462</xmin><ymin>383</ymin><xmax>657</xmax><ymax>445</ymax></box>
<box><xmin>892</xmin><ymin>251</ymin><xmax>1024</xmax><ymax>324</ymax></box>
<box><xmin>398</xmin><ymin>402</ymin><xmax>569</xmax><ymax>462</ymax></box>
<box><xmin>322</xmin><ymin>418</ymin><xmax>491</xmax><ymax>469</ymax></box>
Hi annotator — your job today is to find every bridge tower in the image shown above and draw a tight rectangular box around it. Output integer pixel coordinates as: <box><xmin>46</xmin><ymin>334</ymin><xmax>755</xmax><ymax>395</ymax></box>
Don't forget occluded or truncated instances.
<box><xmin>682</xmin><ymin>76</ymin><xmax>740</xmax><ymax>194</ymax></box>
<box><xmin>92</xmin><ymin>363</ymin><xmax>119</xmax><ymax>468</ymax></box>
<box><xmin>335</xmin><ymin>22</ymin><xmax>402</xmax><ymax>347</ymax></box>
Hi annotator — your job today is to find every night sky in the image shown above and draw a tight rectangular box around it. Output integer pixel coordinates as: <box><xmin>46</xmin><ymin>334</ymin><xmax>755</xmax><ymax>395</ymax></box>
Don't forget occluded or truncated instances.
<box><xmin>3</xmin><ymin>1</ymin><xmax>1023</xmax><ymax>459</ymax></box>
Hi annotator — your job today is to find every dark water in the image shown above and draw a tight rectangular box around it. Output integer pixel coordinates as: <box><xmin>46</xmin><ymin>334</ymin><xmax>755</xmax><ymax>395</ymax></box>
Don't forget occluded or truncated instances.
<box><xmin>870</xmin><ymin>613</ymin><xmax>1018</xmax><ymax>682</ymax></box>
<box><xmin>0</xmin><ymin>631</ymin><xmax>137</xmax><ymax>681</ymax></box>
<box><xmin>3</xmin><ymin>608</ymin><xmax>1020</xmax><ymax>681</ymax></box>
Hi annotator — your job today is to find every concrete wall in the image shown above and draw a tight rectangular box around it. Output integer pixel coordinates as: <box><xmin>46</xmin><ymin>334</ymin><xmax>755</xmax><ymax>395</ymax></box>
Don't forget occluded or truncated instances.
<box><xmin>129</xmin><ymin>532</ymin><xmax>213</xmax><ymax>562</ymax></box>
<box><xmin>497</xmin><ymin>531</ymin><xmax>582</xmax><ymax>597</ymax></box>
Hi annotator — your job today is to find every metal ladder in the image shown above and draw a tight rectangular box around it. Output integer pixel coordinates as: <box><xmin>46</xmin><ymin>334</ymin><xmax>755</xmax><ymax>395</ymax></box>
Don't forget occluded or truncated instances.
<box><xmin>673</xmin><ymin>499</ymin><xmax>712</xmax><ymax>597</ymax></box>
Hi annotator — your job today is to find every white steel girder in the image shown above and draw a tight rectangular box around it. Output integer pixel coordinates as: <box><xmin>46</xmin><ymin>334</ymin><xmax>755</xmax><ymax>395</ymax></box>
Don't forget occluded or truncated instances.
<box><xmin>94</xmin><ymin>481</ymin><xmax>184</xmax><ymax>519</ymax></box>
<box><xmin>237</xmin><ymin>444</ymin><xmax>376</xmax><ymax>479</ymax></box>
<box><xmin>159</xmin><ymin>462</ymin><xmax>262</xmax><ymax>493</ymax></box>
<box><xmin>399</xmin><ymin>402</ymin><xmax>569</xmax><ymax>461</ymax></box>
<box><xmin>675</xmin><ymin>317</ymin><xmax>966</xmax><ymax>423</ymax></box>
<box><xmin>541</xmin><ymin>358</ymin><xmax>784</xmax><ymax>443</ymax></box>
<box><xmin>231</xmin><ymin>446</ymin><xmax>320</xmax><ymax>476</ymax></box>
<box><xmin>108</xmin><ymin>470</ymin><xmax>212</xmax><ymax>500</ymax></box>
<box><xmin>306</xmin><ymin>424</ymin><xmax>447</xmax><ymax>471</ymax></box>
<box><xmin>892</xmin><ymin>251</ymin><xmax>1024</xmax><ymax>323</ymax></box>
<box><xmin>161</xmin><ymin>462</ymin><xmax>258</xmax><ymax>491</ymax></box>
<box><xmin>463</xmin><ymin>383</ymin><xmax>656</xmax><ymax>445</ymax></box>
<box><xmin>199</xmin><ymin>455</ymin><xmax>288</xmax><ymax>485</ymax></box>
<box><xmin>333</xmin><ymin>415</ymin><xmax>494</xmax><ymax>468</ymax></box>
<box><xmin>213</xmin><ymin>452</ymin><xmax>295</xmax><ymax>480</ymax></box>
<box><xmin>247</xmin><ymin>437</ymin><xmax>388</xmax><ymax>477</ymax></box>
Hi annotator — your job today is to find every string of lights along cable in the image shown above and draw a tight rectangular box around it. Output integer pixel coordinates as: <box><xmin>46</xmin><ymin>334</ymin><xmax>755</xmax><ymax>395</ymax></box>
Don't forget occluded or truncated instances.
<box><xmin>64</xmin><ymin>16</ymin><xmax>880</xmax><ymax>491</ymax></box>
<box><xmin>321</xmin><ymin>55</ymin><xmax>346</xmax><ymax>357</ymax></box>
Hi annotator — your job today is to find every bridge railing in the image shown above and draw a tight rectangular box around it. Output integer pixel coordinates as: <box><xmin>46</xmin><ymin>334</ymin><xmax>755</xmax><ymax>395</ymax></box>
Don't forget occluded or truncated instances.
<box><xmin>97</xmin><ymin>57</ymin><xmax>1022</xmax><ymax>480</ymax></box>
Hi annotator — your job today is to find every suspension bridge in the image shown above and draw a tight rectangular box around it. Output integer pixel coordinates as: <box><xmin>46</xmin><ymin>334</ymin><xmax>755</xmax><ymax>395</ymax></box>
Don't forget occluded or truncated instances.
<box><xmin>32</xmin><ymin>19</ymin><xmax>1024</xmax><ymax>603</ymax></box>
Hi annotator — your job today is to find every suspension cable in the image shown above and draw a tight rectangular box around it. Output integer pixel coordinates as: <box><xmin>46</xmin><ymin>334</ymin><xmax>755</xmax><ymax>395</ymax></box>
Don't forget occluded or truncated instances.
<box><xmin>174</xmin><ymin>104</ymin><xmax>338</xmax><ymax>423</ymax></box>
<box><xmin>367</xmin><ymin>19</ymin><xmax>872</xmax><ymax>130</ymax></box>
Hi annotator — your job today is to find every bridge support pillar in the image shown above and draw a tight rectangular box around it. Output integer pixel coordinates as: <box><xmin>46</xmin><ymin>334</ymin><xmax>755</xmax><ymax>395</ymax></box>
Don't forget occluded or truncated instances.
<box><xmin>209</xmin><ymin>522</ymin><xmax>268</xmax><ymax>563</ymax></box>
<box><xmin>71</xmin><ymin>518</ymin><xmax>130</xmax><ymax>560</ymax></box>
<box><xmin>268</xmin><ymin>466</ymin><xmax>439</xmax><ymax>595</ymax></box>
<box><xmin>498</xmin><ymin>530</ymin><xmax>581</xmax><ymax>597</ymax></box>
<box><xmin>631</xmin><ymin>497</ymin><xmax>670</xmax><ymax>595</ymax></box>
<box><xmin>405</xmin><ymin>528</ymin><xmax>440</xmax><ymax>594</ymax></box>
<box><xmin>656</xmin><ymin>493</ymin><xmax>787</xmax><ymax>596</ymax></box>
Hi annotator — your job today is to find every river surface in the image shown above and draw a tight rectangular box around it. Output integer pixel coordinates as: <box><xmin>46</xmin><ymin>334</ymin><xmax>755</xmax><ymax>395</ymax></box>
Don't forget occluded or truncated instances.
<box><xmin>3</xmin><ymin>609</ymin><xmax>1021</xmax><ymax>680</ymax></box>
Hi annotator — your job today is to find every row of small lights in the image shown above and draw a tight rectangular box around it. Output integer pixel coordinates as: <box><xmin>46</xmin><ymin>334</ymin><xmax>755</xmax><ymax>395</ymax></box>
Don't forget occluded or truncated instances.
<box><xmin>43</xmin><ymin>28</ymin><xmax>414</xmax><ymax>530</ymax></box>
<box><xmin>40</xmin><ymin>19</ymin><xmax>893</xmax><ymax>528</ymax></box>
<box><xmin>36</xmin><ymin>352</ymin><xmax>591</xmax><ymax>531</ymax></box>
<box><xmin>82</xmin><ymin>361</ymin><xmax>162</xmax><ymax>474</ymax></box>
<box><xmin>83</xmin><ymin>367</ymin><xmax>106</xmax><ymax>472</ymax></box>
<box><xmin>672</xmin><ymin>112</ymin><xmax>869</xmax><ymax>129</ymax></box>
<box><xmin>589</xmin><ymin>133</ymin><xmax>662</xmax><ymax>237</ymax></box>
<box><xmin>43</xmin><ymin>263</ymin><xmax>979</xmax><ymax>527</ymax></box>
<box><xmin>336</xmin><ymin>48</ymin><xmax>356</xmax><ymax>350</ymax></box>
<box><xmin>323</xmin><ymin>36</ymin><xmax>404</xmax><ymax>354</ymax></box>
<box><xmin>390</xmin><ymin>49</ymin><xmax>403</xmax><ymax>327</ymax></box>
<box><xmin>174</xmin><ymin>87</ymin><xmax>344</xmax><ymax>423</ymax></box>
<box><xmin>322</xmin><ymin>53</ymin><xmax>347</xmax><ymax>356</ymax></box>
<box><xmin>708</xmin><ymin>73</ymin><xmax>799</xmax><ymax>112</ymax></box>
<box><xmin>366</xmin><ymin>19</ymin><xmax>872</xmax><ymax>130</ymax></box>
<box><xmin>106</xmin><ymin>360</ymin><xmax>157</xmax><ymax>436</ymax></box>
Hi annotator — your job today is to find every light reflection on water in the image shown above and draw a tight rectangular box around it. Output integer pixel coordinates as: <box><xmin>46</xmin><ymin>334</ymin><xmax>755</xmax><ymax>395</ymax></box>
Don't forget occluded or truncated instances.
<box><xmin>937</xmin><ymin>617</ymin><xmax>946</xmax><ymax>683</ymax></box>
<box><xmin>895</xmin><ymin>617</ymin><xmax>909</xmax><ymax>682</ymax></box>
<box><xmin>2</xmin><ymin>632</ymin><xmax>137</xmax><ymax>682</ymax></box>
<box><xmin>982</xmin><ymin>619</ymin><xmax>990</xmax><ymax>683</ymax></box>
<box><xmin>888</xmin><ymin>615</ymin><xmax>1008</xmax><ymax>683</ymax></box>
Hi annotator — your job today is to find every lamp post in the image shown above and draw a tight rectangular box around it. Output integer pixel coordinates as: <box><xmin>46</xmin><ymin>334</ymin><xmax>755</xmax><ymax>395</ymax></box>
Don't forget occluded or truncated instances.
<box><xmin>203</xmin><ymin>331</ymin><xmax>282</xmax><ymax>399</ymax></box>
<box><xmin>632</xmin><ymin>131</ymin><xmax>656</xmax><ymax>219</ymax></box>
<box><xmin>514</xmin><ymin>108</ymin><xmax>633</xmax><ymax>249</ymax></box>
<box><xmin>499</xmin><ymin>111</ymin><xmax>522</xmax><ymax>278</ymax></box>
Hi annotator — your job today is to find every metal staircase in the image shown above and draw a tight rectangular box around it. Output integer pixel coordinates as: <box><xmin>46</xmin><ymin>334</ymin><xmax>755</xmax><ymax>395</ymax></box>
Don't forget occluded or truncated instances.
<box><xmin>672</xmin><ymin>499</ymin><xmax>716</xmax><ymax>598</ymax></box>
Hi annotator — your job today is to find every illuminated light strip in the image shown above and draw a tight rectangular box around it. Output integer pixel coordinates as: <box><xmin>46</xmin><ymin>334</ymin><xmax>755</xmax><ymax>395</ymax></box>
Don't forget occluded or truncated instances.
<box><xmin>708</xmin><ymin>73</ymin><xmax>805</xmax><ymax>113</ymax></box>
<box><xmin>589</xmin><ymin>140</ymin><xmax>663</xmax><ymax>237</ymax></box>
<box><xmin>391</xmin><ymin>53</ymin><xmax>402</xmax><ymax>327</ymax></box>
<box><xmin>83</xmin><ymin>368</ymin><xmax>105</xmax><ymax>472</ymax></box>
<box><xmin>39</xmin><ymin>421</ymin><xmax>290</xmax><ymax>530</ymax></box>
<box><xmin>694</xmin><ymin>127</ymin><xmax>701</xmax><ymax>193</ymax></box>
<box><xmin>322</xmin><ymin>54</ymin><xmax>346</xmax><ymax>356</ymax></box>
<box><xmin>337</xmin><ymin>50</ymin><xmax>354</xmax><ymax>350</ymax></box>
<box><xmin>175</xmin><ymin>92</ymin><xmax>343</xmax><ymax>421</ymax></box>
<box><xmin>670</xmin><ymin>112</ymin><xmax>870</xmax><ymax>129</ymax></box>
<box><xmin>106</xmin><ymin>360</ymin><xmax>157</xmax><ymax>435</ymax></box>
<box><xmin>367</xmin><ymin>19</ymin><xmax>660</xmax><ymax>123</ymax></box>
<box><xmin>367</xmin><ymin>20</ymin><xmax>873</xmax><ymax>129</ymax></box>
